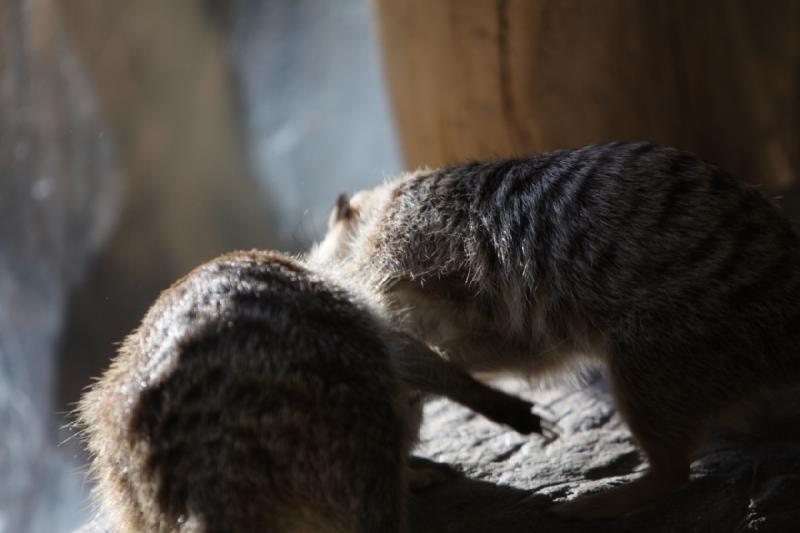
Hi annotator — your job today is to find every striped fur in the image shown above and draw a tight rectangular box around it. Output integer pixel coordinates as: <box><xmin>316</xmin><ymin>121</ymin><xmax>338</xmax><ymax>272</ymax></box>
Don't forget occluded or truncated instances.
<box><xmin>78</xmin><ymin>251</ymin><xmax>414</xmax><ymax>533</ymax></box>
<box><xmin>309</xmin><ymin>142</ymin><xmax>800</xmax><ymax>517</ymax></box>
<box><xmin>78</xmin><ymin>250</ymin><xmax>542</xmax><ymax>531</ymax></box>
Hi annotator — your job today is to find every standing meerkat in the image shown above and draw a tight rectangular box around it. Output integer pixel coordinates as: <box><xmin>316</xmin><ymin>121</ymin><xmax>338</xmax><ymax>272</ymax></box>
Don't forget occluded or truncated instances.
<box><xmin>308</xmin><ymin>141</ymin><xmax>800</xmax><ymax>518</ymax></box>
<box><xmin>77</xmin><ymin>250</ymin><xmax>543</xmax><ymax>533</ymax></box>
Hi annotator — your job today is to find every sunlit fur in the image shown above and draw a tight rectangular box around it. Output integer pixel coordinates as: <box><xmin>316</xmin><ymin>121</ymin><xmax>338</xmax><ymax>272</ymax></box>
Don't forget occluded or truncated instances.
<box><xmin>78</xmin><ymin>250</ymin><xmax>542</xmax><ymax>531</ymax></box>
<box><xmin>309</xmin><ymin>142</ymin><xmax>800</xmax><ymax>517</ymax></box>
<box><xmin>78</xmin><ymin>251</ymin><xmax>418</xmax><ymax>532</ymax></box>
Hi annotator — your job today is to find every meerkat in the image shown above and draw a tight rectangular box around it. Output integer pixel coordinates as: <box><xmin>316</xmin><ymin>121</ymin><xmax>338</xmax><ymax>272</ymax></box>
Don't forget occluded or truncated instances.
<box><xmin>308</xmin><ymin>141</ymin><xmax>800</xmax><ymax>518</ymax></box>
<box><xmin>77</xmin><ymin>250</ymin><xmax>545</xmax><ymax>533</ymax></box>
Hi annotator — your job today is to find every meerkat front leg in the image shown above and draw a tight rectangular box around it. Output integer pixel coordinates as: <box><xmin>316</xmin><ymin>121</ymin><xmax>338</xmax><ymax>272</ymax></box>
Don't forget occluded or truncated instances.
<box><xmin>553</xmin><ymin>342</ymin><xmax>698</xmax><ymax>518</ymax></box>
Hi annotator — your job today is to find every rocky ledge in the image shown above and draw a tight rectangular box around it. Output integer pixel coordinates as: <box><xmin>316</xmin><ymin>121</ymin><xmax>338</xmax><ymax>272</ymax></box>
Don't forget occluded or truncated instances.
<box><xmin>411</xmin><ymin>375</ymin><xmax>800</xmax><ymax>533</ymax></box>
<box><xmin>75</xmin><ymin>374</ymin><xmax>800</xmax><ymax>533</ymax></box>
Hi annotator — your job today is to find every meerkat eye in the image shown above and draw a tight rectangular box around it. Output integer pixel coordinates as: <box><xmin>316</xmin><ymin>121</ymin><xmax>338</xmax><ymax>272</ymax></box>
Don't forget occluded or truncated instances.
<box><xmin>328</xmin><ymin>192</ymin><xmax>354</xmax><ymax>229</ymax></box>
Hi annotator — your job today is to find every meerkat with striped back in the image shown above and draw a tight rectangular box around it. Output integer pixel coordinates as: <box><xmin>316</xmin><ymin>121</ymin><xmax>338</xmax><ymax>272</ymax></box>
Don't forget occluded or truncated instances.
<box><xmin>77</xmin><ymin>250</ymin><xmax>544</xmax><ymax>533</ymax></box>
<box><xmin>308</xmin><ymin>142</ymin><xmax>800</xmax><ymax>517</ymax></box>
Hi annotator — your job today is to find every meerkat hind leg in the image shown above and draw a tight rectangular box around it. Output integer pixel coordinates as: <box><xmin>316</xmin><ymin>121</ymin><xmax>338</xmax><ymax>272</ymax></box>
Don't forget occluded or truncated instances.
<box><xmin>554</xmin><ymin>345</ymin><xmax>697</xmax><ymax>518</ymax></box>
<box><xmin>552</xmin><ymin>442</ymin><xmax>690</xmax><ymax>518</ymax></box>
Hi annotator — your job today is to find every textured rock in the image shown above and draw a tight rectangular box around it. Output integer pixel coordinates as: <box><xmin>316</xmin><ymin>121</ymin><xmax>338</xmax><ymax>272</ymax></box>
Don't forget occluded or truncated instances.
<box><xmin>74</xmin><ymin>373</ymin><xmax>800</xmax><ymax>532</ymax></box>
<box><xmin>410</xmin><ymin>376</ymin><xmax>800</xmax><ymax>533</ymax></box>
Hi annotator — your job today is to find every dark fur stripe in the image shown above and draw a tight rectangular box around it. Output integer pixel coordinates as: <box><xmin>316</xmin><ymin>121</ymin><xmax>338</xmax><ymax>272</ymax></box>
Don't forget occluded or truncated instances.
<box><xmin>656</xmin><ymin>178</ymin><xmax>698</xmax><ymax>229</ymax></box>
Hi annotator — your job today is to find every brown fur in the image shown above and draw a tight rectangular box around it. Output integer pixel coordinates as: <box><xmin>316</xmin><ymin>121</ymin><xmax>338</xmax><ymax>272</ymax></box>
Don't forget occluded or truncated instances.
<box><xmin>308</xmin><ymin>142</ymin><xmax>800</xmax><ymax>517</ymax></box>
<box><xmin>78</xmin><ymin>250</ymin><xmax>541</xmax><ymax>531</ymax></box>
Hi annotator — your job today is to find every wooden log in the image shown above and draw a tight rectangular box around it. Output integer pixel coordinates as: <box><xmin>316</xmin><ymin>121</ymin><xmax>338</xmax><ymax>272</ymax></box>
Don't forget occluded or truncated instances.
<box><xmin>375</xmin><ymin>0</ymin><xmax>800</xmax><ymax>189</ymax></box>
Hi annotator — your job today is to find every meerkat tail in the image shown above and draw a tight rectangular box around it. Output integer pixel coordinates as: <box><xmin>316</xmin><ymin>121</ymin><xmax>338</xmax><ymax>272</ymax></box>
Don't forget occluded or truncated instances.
<box><xmin>386</xmin><ymin>331</ymin><xmax>554</xmax><ymax>436</ymax></box>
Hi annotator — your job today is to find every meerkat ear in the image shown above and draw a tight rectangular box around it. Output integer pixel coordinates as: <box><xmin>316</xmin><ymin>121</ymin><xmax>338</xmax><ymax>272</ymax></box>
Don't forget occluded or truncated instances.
<box><xmin>328</xmin><ymin>192</ymin><xmax>353</xmax><ymax>229</ymax></box>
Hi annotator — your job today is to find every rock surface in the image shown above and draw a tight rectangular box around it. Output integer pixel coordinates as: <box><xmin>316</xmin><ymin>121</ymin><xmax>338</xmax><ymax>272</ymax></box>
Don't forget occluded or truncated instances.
<box><xmin>74</xmin><ymin>374</ymin><xmax>800</xmax><ymax>532</ymax></box>
<box><xmin>410</xmin><ymin>376</ymin><xmax>800</xmax><ymax>533</ymax></box>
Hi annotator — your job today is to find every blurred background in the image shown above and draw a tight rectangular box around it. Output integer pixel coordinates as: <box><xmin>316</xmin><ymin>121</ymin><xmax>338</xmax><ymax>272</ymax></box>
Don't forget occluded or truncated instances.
<box><xmin>0</xmin><ymin>1</ymin><xmax>797</xmax><ymax>531</ymax></box>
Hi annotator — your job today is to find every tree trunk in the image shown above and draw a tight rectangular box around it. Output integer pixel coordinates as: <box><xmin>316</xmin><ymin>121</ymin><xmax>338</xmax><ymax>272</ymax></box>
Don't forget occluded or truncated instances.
<box><xmin>376</xmin><ymin>0</ymin><xmax>800</xmax><ymax>189</ymax></box>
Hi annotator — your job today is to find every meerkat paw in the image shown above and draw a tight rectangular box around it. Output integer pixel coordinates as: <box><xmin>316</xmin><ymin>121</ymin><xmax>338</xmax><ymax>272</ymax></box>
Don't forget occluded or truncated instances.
<box><xmin>407</xmin><ymin>456</ymin><xmax>459</xmax><ymax>492</ymax></box>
